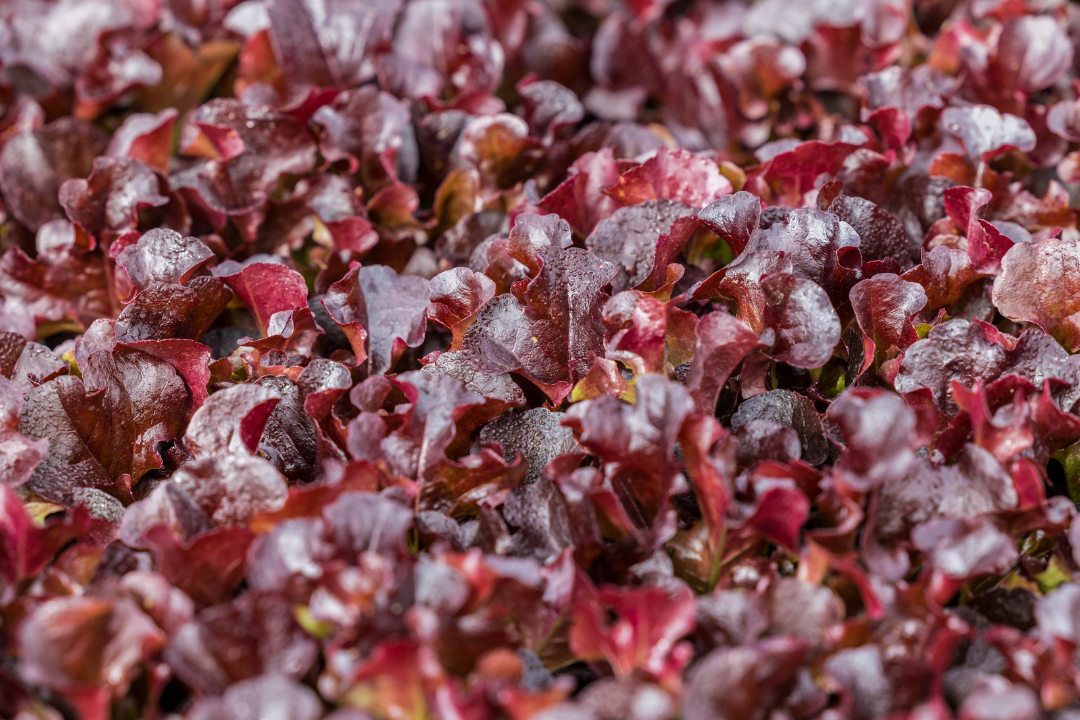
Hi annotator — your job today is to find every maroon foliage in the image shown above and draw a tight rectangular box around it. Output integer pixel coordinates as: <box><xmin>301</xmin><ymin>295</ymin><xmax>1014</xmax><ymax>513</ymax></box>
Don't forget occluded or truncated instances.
<box><xmin>4</xmin><ymin>2</ymin><xmax>1080</xmax><ymax>718</ymax></box>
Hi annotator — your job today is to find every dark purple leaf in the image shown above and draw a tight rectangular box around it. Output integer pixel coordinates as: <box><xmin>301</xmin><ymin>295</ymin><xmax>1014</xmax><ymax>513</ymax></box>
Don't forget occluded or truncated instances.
<box><xmin>894</xmin><ymin>319</ymin><xmax>1080</xmax><ymax>419</ymax></box>
<box><xmin>586</xmin><ymin>200</ymin><xmax>696</xmax><ymax>294</ymax></box>
<box><xmin>764</xmin><ymin>577</ymin><xmax>844</xmax><ymax>645</ymax></box>
<box><xmin>477</xmin><ymin>407</ymin><xmax>577</xmax><ymax>485</ymax></box>
<box><xmin>731</xmin><ymin>390</ymin><xmax>828</xmax><ymax>465</ymax></box>
<box><xmin>256</xmin><ymin>375</ymin><xmax>318</xmax><ymax>484</ymax></box>
<box><xmin>828</xmin><ymin>195</ymin><xmax>913</xmax><ymax>271</ymax></box>
<box><xmin>323</xmin><ymin>264</ymin><xmax>429</xmax><ymax>374</ymax></box>
<box><xmin>462</xmin><ymin>244</ymin><xmax>616</xmax><ymax>404</ymax></box>
<box><xmin>849</xmin><ymin>273</ymin><xmax>927</xmax><ymax>364</ymax></box>
<box><xmin>183</xmin><ymin>383</ymin><xmax>283</xmax><ymax>459</ymax></box>
<box><xmin>115</xmin><ymin>229</ymin><xmax>214</xmax><ymax>292</ymax></box>
<box><xmin>760</xmin><ymin>273</ymin><xmax>840</xmax><ymax>369</ymax></box>
<box><xmin>734</xmin><ymin>420</ymin><xmax>801</xmax><ymax>469</ymax></box>
<box><xmin>322</xmin><ymin>491</ymin><xmax>414</xmax><ymax>558</ymax></box>
<box><xmin>697</xmin><ymin>191</ymin><xmax>763</xmax><ymax>257</ymax></box>
<box><xmin>59</xmin><ymin>157</ymin><xmax>168</xmax><ymax>244</ymax></box>
<box><xmin>821</xmin><ymin>645</ymin><xmax>919</xmax><ymax>720</ymax></box>
<box><xmin>113</xmin><ymin>278</ymin><xmax>232</xmax><ymax>343</ymax></box>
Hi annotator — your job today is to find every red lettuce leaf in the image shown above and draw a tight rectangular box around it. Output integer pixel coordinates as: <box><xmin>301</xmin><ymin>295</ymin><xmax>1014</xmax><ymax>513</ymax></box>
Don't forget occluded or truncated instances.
<box><xmin>0</xmin><ymin>331</ymin><xmax>68</xmax><ymax>390</ymax></box>
<box><xmin>868</xmin><ymin>445</ymin><xmax>1017</xmax><ymax>579</ymax></box>
<box><xmin>0</xmin><ymin>484</ymin><xmax>89</xmax><ymax>603</ymax></box>
<box><xmin>463</xmin><ymin>241</ymin><xmax>616</xmax><ymax>404</ymax></box>
<box><xmin>477</xmin><ymin>407</ymin><xmax>577</xmax><ymax>486</ymax></box>
<box><xmin>586</xmin><ymin>200</ymin><xmax>696</xmax><ymax>294</ymax></box>
<box><xmin>827</xmin><ymin>388</ymin><xmax>921</xmax><ymax>491</ymax></box>
<box><xmin>603</xmin><ymin>147</ymin><xmax>732</xmax><ymax>209</ymax></box>
<box><xmin>0</xmin><ymin>376</ymin><xmax>48</xmax><ymax>488</ymax></box>
<box><xmin>113</xmin><ymin>278</ymin><xmax>232</xmax><ymax>344</ymax></box>
<box><xmin>19</xmin><ymin>375</ymin><xmax>132</xmax><ymax>503</ymax></box>
<box><xmin>429</xmin><ymin>268</ymin><xmax>497</xmax><ymax>351</ymax></box>
<box><xmin>850</xmin><ymin>273</ymin><xmax>927</xmax><ymax>368</ymax></box>
<box><xmin>17</xmin><ymin>596</ymin><xmax>165</xmax><ymax>695</ymax></box>
<box><xmin>827</xmin><ymin>195</ymin><xmax>913</xmax><ymax>271</ymax></box>
<box><xmin>992</xmin><ymin>234</ymin><xmax>1080</xmax><ymax>351</ymax></box>
<box><xmin>697</xmin><ymin>208</ymin><xmax>861</xmax><ymax>332</ymax></box>
<box><xmin>187</xmin><ymin>674</ymin><xmax>325</xmax><ymax>720</ymax></box>
<box><xmin>682</xmin><ymin>638</ymin><xmax>808</xmax><ymax>720</ymax></box>
<box><xmin>563</xmin><ymin>375</ymin><xmax>692</xmax><ymax>525</ymax></box>
<box><xmin>731</xmin><ymin>389</ymin><xmax>829</xmax><ymax>466</ymax></box>
<box><xmin>686</xmin><ymin>312</ymin><xmax>762</xmax><ymax>415</ymax></box>
<box><xmin>538</xmin><ymin>148</ymin><xmax>623</xmax><ymax>237</ymax></box>
<box><xmin>115</xmin><ymin>229</ymin><xmax>213</xmax><ymax>292</ymax></box>
<box><xmin>941</xmin><ymin>105</ymin><xmax>1036</xmax><ymax>164</ymax></box>
<box><xmin>313</xmin><ymin>86</ymin><xmax>412</xmax><ymax>191</ymax></box>
<box><xmin>323</xmin><ymin>263</ymin><xmax>429</xmax><ymax>374</ymax></box>
<box><xmin>760</xmin><ymin>272</ymin><xmax>841</xmax><ymax>369</ymax></box>
<box><xmin>106</xmin><ymin>109</ymin><xmax>178</xmax><ymax>173</ymax></box>
<box><xmin>0</xmin><ymin>118</ymin><xmax>108</xmax><ymax>231</ymax></box>
<box><xmin>59</xmin><ymin>157</ymin><xmax>168</xmax><ymax>244</ymax></box>
<box><xmin>570</xmin><ymin>573</ymin><xmax>696</xmax><ymax>679</ymax></box>
<box><xmin>175</xmin><ymin>99</ymin><xmax>318</xmax><ymax>217</ymax></box>
<box><xmin>222</xmin><ymin>262</ymin><xmax>310</xmax><ymax>338</ymax></box>
<box><xmin>164</xmin><ymin>591</ymin><xmax>319</xmax><ymax>694</ymax></box>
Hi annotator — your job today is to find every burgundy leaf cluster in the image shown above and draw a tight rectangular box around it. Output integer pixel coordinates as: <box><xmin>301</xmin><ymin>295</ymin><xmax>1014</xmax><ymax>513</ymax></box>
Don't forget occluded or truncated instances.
<box><xmin>7</xmin><ymin>1</ymin><xmax>1080</xmax><ymax>719</ymax></box>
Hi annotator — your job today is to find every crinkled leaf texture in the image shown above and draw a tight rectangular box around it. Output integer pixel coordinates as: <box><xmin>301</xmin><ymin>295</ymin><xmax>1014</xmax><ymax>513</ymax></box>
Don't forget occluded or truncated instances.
<box><xmin>463</xmin><ymin>229</ymin><xmax>616</xmax><ymax>404</ymax></box>
<box><xmin>993</xmin><ymin>234</ymin><xmax>1080</xmax><ymax>351</ymax></box>
<box><xmin>7</xmin><ymin>2</ymin><xmax>1080</xmax><ymax>718</ymax></box>
<box><xmin>323</xmin><ymin>264</ymin><xmax>429</xmax><ymax>374</ymax></box>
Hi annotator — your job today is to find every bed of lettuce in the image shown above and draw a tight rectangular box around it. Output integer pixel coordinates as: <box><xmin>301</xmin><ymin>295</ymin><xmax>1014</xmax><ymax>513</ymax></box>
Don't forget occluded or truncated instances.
<box><xmin>7</xmin><ymin>0</ymin><xmax>1080</xmax><ymax>718</ymax></box>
